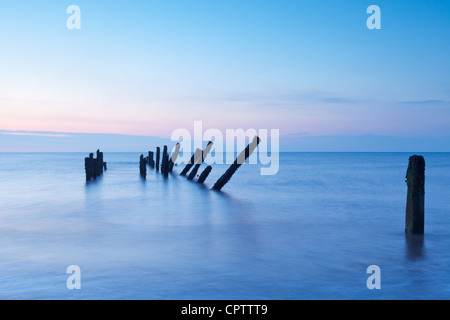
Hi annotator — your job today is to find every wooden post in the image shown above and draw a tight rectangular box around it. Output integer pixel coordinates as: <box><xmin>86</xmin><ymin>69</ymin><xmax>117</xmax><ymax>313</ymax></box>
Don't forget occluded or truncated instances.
<box><xmin>187</xmin><ymin>142</ymin><xmax>213</xmax><ymax>181</ymax></box>
<box><xmin>84</xmin><ymin>153</ymin><xmax>94</xmax><ymax>181</ymax></box>
<box><xmin>97</xmin><ymin>150</ymin><xmax>104</xmax><ymax>175</ymax></box>
<box><xmin>162</xmin><ymin>145</ymin><xmax>169</xmax><ymax>178</ymax></box>
<box><xmin>156</xmin><ymin>147</ymin><xmax>161</xmax><ymax>172</ymax></box>
<box><xmin>139</xmin><ymin>154</ymin><xmax>147</xmax><ymax>179</ymax></box>
<box><xmin>85</xmin><ymin>150</ymin><xmax>106</xmax><ymax>181</ymax></box>
<box><xmin>180</xmin><ymin>148</ymin><xmax>201</xmax><ymax>176</ymax></box>
<box><xmin>212</xmin><ymin>136</ymin><xmax>260</xmax><ymax>191</ymax></box>
<box><xmin>181</xmin><ymin>141</ymin><xmax>213</xmax><ymax>176</ymax></box>
<box><xmin>148</xmin><ymin>151</ymin><xmax>154</xmax><ymax>168</ymax></box>
<box><xmin>92</xmin><ymin>152</ymin><xmax>98</xmax><ymax>179</ymax></box>
<box><xmin>405</xmin><ymin>155</ymin><xmax>425</xmax><ymax>234</ymax></box>
<box><xmin>169</xmin><ymin>143</ymin><xmax>181</xmax><ymax>173</ymax></box>
<box><xmin>89</xmin><ymin>153</ymin><xmax>95</xmax><ymax>179</ymax></box>
<box><xmin>197</xmin><ymin>166</ymin><xmax>212</xmax><ymax>184</ymax></box>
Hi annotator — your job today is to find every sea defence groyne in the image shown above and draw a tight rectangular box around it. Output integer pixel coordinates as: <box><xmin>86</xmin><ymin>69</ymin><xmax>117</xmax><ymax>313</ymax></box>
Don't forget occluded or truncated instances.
<box><xmin>84</xmin><ymin>149</ymin><xmax>107</xmax><ymax>181</ymax></box>
<box><xmin>139</xmin><ymin>137</ymin><xmax>260</xmax><ymax>190</ymax></box>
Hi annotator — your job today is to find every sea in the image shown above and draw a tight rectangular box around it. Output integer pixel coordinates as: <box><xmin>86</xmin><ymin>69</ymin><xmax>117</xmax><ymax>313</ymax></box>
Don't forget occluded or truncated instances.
<box><xmin>0</xmin><ymin>152</ymin><xmax>449</xmax><ymax>300</ymax></box>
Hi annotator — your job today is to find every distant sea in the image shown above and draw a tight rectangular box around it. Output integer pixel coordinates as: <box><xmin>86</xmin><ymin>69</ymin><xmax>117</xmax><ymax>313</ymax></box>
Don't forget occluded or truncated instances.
<box><xmin>0</xmin><ymin>152</ymin><xmax>449</xmax><ymax>299</ymax></box>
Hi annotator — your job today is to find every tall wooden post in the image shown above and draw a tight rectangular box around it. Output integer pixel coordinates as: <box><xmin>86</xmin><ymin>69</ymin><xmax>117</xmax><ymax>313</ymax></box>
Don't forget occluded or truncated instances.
<box><xmin>94</xmin><ymin>149</ymin><xmax>103</xmax><ymax>178</ymax></box>
<box><xmin>405</xmin><ymin>155</ymin><xmax>425</xmax><ymax>234</ymax></box>
<box><xmin>139</xmin><ymin>154</ymin><xmax>147</xmax><ymax>179</ymax></box>
<box><xmin>162</xmin><ymin>145</ymin><xmax>169</xmax><ymax>178</ymax></box>
<box><xmin>148</xmin><ymin>151</ymin><xmax>154</xmax><ymax>168</ymax></box>
<box><xmin>85</xmin><ymin>153</ymin><xmax>94</xmax><ymax>181</ymax></box>
<box><xmin>212</xmin><ymin>136</ymin><xmax>260</xmax><ymax>191</ymax></box>
<box><xmin>156</xmin><ymin>147</ymin><xmax>161</xmax><ymax>172</ymax></box>
<box><xmin>97</xmin><ymin>150</ymin><xmax>104</xmax><ymax>175</ymax></box>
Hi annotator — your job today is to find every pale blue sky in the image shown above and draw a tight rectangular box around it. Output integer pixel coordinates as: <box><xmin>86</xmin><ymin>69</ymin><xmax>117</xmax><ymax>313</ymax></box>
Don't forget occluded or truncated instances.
<box><xmin>0</xmin><ymin>0</ymin><xmax>449</xmax><ymax>150</ymax></box>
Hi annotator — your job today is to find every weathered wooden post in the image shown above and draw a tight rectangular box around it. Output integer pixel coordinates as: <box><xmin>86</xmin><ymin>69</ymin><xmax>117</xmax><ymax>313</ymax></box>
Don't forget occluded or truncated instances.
<box><xmin>212</xmin><ymin>136</ymin><xmax>260</xmax><ymax>191</ymax></box>
<box><xmin>180</xmin><ymin>148</ymin><xmax>201</xmax><ymax>176</ymax></box>
<box><xmin>92</xmin><ymin>153</ymin><xmax>98</xmax><ymax>179</ymax></box>
<box><xmin>148</xmin><ymin>151</ymin><xmax>155</xmax><ymax>168</ymax></box>
<box><xmin>84</xmin><ymin>153</ymin><xmax>94</xmax><ymax>181</ymax></box>
<box><xmin>169</xmin><ymin>143</ymin><xmax>181</xmax><ymax>173</ymax></box>
<box><xmin>405</xmin><ymin>155</ymin><xmax>425</xmax><ymax>234</ymax></box>
<box><xmin>97</xmin><ymin>150</ymin><xmax>104</xmax><ymax>174</ymax></box>
<box><xmin>187</xmin><ymin>142</ymin><xmax>213</xmax><ymax>181</ymax></box>
<box><xmin>162</xmin><ymin>145</ymin><xmax>169</xmax><ymax>178</ymax></box>
<box><xmin>139</xmin><ymin>154</ymin><xmax>147</xmax><ymax>179</ymax></box>
<box><xmin>84</xmin><ymin>150</ymin><xmax>106</xmax><ymax>181</ymax></box>
<box><xmin>93</xmin><ymin>149</ymin><xmax>103</xmax><ymax>178</ymax></box>
<box><xmin>156</xmin><ymin>147</ymin><xmax>161</xmax><ymax>172</ymax></box>
<box><xmin>90</xmin><ymin>152</ymin><xmax>96</xmax><ymax>179</ymax></box>
<box><xmin>103</xmin><ymin>162</ymin><xmax>107</xmax><ymax>171</ymax></box>
<box><xmin>197</xmin><ymin>166</ymin><xmax>212</xmax><ymax>184</ymax></box>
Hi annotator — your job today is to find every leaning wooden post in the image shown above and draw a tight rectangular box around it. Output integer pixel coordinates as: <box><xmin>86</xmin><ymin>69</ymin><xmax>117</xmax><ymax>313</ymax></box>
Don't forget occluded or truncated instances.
<box><xmin>187</xmin><ymin>142</ymin><xmax>213</xmax><ymax>181</ymax></box>
<box><xmin>197</xmin><ymin>166</ymin><xmax>212</xmax><ymax>184</ymax></box>
<box><xmin>169</xmin><ymin>143</ymin><xmax>181</xmax><ymax>173</ymax></box>
<box><xmin>212</xmin><ymin>136</ymin><xmax>260</xmax><ymax>191</ymax></box>
<box><xmin>405</xmin><ymin>155</ymin><xmax>425</xmax><ymax>234</ymax></box>
<box><xmin>156</xmin><ymin>147</ymin><xmax>161</xmax><ymax>172</ymax></box>
<box><xmin>180</xmin><ymin>148</ymin><xmax>201</xmax><ymax>176</ymax></box>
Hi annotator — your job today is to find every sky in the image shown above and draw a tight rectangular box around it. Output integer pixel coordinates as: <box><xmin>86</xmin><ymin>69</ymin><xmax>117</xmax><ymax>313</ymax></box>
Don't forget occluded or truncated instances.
<box><xmin>0</xmin><ymin>1</ymin><xmax>449</xmax><ymax>151</ymax></box>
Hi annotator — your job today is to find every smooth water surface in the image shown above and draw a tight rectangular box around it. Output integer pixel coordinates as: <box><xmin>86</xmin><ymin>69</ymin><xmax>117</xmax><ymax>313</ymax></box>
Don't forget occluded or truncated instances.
<box><xmin>0</xmin><ymin>152</ymin><xmax>449</xmax><ymax>299</ymax></box>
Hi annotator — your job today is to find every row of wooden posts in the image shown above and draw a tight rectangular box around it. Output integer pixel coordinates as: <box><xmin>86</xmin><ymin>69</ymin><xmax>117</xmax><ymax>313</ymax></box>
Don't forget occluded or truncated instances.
<box><xmin>139</xmin><ymin>143</ymin><xmax>179</xmax><ymax>179</ymax></box>
<box><xmin>85</xmin><ymin>146</ymin><xmax>427</xmax><ymax>235</ymax></box>
<box><xmin>139</xmin><ymin>136</ymin><xmax>261</xmax><ymax>191</ymax></box>
<box><xmin>84</xmin><ymin>149</ymin><xmax>107</xmax><ymax>181</ymax></box>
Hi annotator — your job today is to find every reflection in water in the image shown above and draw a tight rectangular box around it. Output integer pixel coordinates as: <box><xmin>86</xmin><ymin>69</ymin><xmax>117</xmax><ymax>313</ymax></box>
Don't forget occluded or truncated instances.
<box><xmin>405</xmin><ymin>234</ymin><xmax>425</xmax><ymax>261</ymax></box>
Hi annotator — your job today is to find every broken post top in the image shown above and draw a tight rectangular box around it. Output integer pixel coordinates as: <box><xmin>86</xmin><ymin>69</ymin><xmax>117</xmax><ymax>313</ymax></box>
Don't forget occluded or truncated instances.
<box><xmin>405</xmin><ymin>155</ymin><xmax>425</xmax><ymax>234</ymax></box>
<box><xmin>170</xmin><ymin>143</ymin><xmax>181</xmax><ymax>163</ymax></box>
<box><xmin>406</xmin><ymin>155</ymin><xmax>425</xmax><ymax>182</ymax></box>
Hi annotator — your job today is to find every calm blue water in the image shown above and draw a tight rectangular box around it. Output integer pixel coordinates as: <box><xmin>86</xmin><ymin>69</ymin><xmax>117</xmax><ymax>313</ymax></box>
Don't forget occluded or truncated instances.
<box><xmin>0</xmin><ymin>152</ymin><xmax>449</xmax><ymax>300</ymax></box>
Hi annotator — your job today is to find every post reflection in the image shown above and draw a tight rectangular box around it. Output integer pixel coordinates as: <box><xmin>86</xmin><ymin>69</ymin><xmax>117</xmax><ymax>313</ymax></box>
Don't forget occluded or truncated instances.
<box><xmin>405</xmin><ymin>233</ymin><xmax>425</xmax><ymax>261</ymax></box>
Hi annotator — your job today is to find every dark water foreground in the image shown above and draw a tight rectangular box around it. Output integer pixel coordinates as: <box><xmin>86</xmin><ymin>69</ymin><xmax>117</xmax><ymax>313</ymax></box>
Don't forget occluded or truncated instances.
<box><xmin>0</xmin><ymin>152</ymin><xmax>449</xmax><ymax>299</ymax></box>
